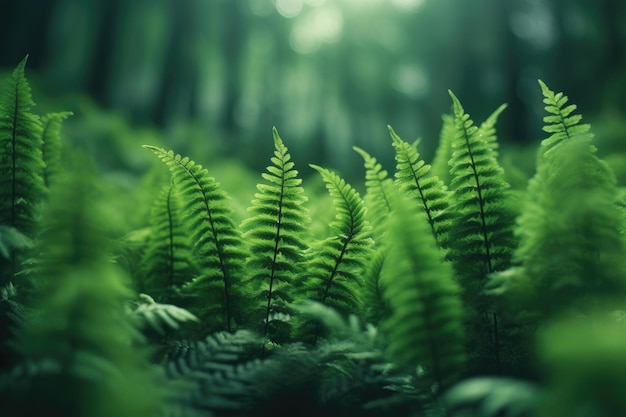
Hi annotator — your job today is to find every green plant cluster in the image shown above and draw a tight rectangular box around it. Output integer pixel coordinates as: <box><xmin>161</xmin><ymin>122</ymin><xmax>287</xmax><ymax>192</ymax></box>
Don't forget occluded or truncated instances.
<box><xmin>1</xmin><ymin>57</ymin><xmax>626</xmax><ymax>417</ymax></box>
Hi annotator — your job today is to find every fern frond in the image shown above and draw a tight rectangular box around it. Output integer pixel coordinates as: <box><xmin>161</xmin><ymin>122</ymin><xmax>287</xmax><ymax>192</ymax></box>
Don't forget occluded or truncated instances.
<box><xmin>40</xmin><ymin>111</ymin><xmax>72</xmax><ymax>188</ymax></box>
<box><xmin>353</xmin><ymin>146</ymin><xmax>393</xmax><ymax>238</ymax></box>
<box><xmin>0</xmin><ymin>56</ymin><xmax>44</xmax><ymax>285</ymax></box>
<box><xmin>12</xmin><ymin>170</ymin><xmax>163</xmax><ymax>417</ymax></box>
<box><xmin>381</xmin><ymin>187</ymin><xmax>465</xmax><ymax>392</ymax></box>
<box><xmin>301</xmin><ymin>165</ymin><xmax>373</xmax><ymax>320</ymax></box>
<box><xmin>137</xmin><ymin>182</ymin><xmax>195</xmax><ymax>303</ymax></box>
<box><xmin>129</xmin><ymin>293</ymin><xmax>198</xmax><ymax>337</ymax></box>
<box><xmin>143</xmin><ymin>146</ymin><xmax>246</xmax><ymax>333</ymax></box>
<box><xmin>476</xmin><ymin>103</ymin><xmax>507</xmax><ymax>157</ymax></box>
<box><xmin>361</xmin><ymin>248</ymin><xmax>389</xmax><ymax>326</ymax></box>
<box><xmin>447</xmin><ymin>90</ymin><xmax>516</xmax><ymax>285</ymax></box>
<box><xmin>431</xmin><ymin>113</ymin><xmax>456</xmax><ymax>184</ymax></box>
<box><xmin>240</xmin><ymin>128</ymin><xmax>309</xmax><ymax>341</ymax></box>
<box><xmin>506</xmin><ymin>136</ymin><xmax>626</xmax><ymax>316</ymax></box>
<box><xmin>389</xmin><ymin>125</ymin><xmax>452</xmax><ymax>246</ymax></box>
<box><xmin>538</xmin><ymin>79</ymin><xmax>593</xmax><ymax>154</ymax></box>
<box><xmin>446</xmin><ymin>91</ymin><xmax>517</xmax><ymax>374</ymax></box>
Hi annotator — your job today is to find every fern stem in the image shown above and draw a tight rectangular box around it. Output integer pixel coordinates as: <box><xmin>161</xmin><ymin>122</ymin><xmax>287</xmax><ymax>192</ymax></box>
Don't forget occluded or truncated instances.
<box><xmin>263</xmin><ymin>159</ymin><xmax>287</xmax><ymax>338</ymax></box>
<box><xmin>408</xmin><ymin>162</ymin><xmax>437</xmax><ymax>239</ymax></box>
<box><xmin>11</xmin><ymin>76</ymin><xmax>18</xmax><ymax>231</ymax></box>
<box><xmin>166</xmin><ymin>184</ymin><xmax>175</xmax><ymax>299</ymax></box>
<box><xmin>462</xmin><ymin>128</ymin><xmax>493</xmax><ymax>273</ymax></box>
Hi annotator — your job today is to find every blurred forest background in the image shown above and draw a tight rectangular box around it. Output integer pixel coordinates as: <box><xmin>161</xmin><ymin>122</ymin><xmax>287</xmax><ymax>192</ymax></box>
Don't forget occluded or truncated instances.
<box><xmin>1</xmin><ymin>0</ymin><xmax>626</xmax><ymax>181</ymax></box>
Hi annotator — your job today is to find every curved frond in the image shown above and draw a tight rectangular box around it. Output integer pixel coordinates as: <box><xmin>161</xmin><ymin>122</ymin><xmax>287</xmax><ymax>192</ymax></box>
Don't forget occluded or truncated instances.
<box><xmin>40</xmin><ymin>111</ymin><xmax>72</xmax><ymax>188</ymax></box>
<box><xmin>389</xmin><ymin>125</ymin><xmax>452</xmax><ymax>246</ymax></box>
<box><xmin>137</xmin><ymin>182</ymin><xmax>195</xmax><ymax>303</ymax></box>
<box><xmin>300</xmin><ymin>165</ymin><xmax>372</xmax><ymax>320</ymax></box>
<box><xmin>143</xmin><ymin>146</ymin><xmax>246</xmax><ymax>333</ymax></box>
<box><xmin>240</xmin><ymin>128</ymin><xmax>309</xmax><ymax>341</ymax></box>
<box><xmin>381</xmin><ymin>188</ymin><xmax>465</xmax><ymax>392</ymax></box>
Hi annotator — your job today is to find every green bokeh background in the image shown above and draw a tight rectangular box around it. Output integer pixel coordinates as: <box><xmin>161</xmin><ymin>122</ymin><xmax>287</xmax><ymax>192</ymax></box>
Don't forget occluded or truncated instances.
<box><xmin>1</xmin><ymin>0</ymin><xmax>625</xmax><ymax>180</ymax></box>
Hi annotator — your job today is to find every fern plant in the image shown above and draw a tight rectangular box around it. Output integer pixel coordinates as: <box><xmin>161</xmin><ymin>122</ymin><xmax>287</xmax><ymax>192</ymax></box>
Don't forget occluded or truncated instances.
<box><xmin>446</xmin><ymin>91</ymin><xmax>517</xmax><ymax>374</ymax></box>
<box><xmin>0</xmin><ymin>56</ymin><xmax>44</xmax><ymax>285</ymax></box>
<box><xmin>144</xmin><ymin>146</ymin><xmax>247</xmax><ymax>333</ymax></box>
<box><xmin>3</xmin><ymin>168</ymin><xmax>163</xmax><ymax>417</ymax></box>
<box><xmin>492</xmin><ymin>81</ymin><xmax>626</xmax><ymax>318</ymax></box>
<box><xmin>40</xmin><ymin>111</ymin><xmax>72</xmax><ymax>189</ymax></box>
<box><xmin>137</xmin><ymin>181</ymin><xmax>195</xmax><ymax>304</ymax></box>
<box><xmin>389</xmin><ymin>125</ymin><xmax>452</xmax><ymax>247</ymax></box>
<box><xmin>240</xmin><ymin>128</ymin><xmax>310</xmax><ymax>342</ymax></box>
<box><xmin>381</xmin><ymin>186</ymin><xmax>465</xmax><ymax>393</ymax></box>
<box><xmin>296</xmin><ymin>165</ymin><xmax>372</xmax><ymax>341</ymax></box>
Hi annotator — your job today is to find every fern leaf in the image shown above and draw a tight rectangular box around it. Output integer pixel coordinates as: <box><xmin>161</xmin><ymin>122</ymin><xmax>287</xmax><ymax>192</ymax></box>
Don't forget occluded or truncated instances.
<box><xmin>361</xmin><ymin>248</ymin><xmax>389</xmax><ymax>326</ymax></box>
<box><xmin>353</xmin><ymin>146</ymin><xmax>393</xmax><ymax>238</ymax></box>
<box><xmin>389</xmin><ymin>125</ymin><xmax>452</xmax><ymax>246</ymax></box>
<box><xmin>129</xmin><ymin>293</ymin><xmax>198</xmax><ymax>337</ymax></box>
<box><xmin>0</xmin><ymin>56</ymin><xmax>44</xmax><ymax>285</ymax></box>
<box><xmin>431</xmin><ymin>113</ymin><xmax>456</xmax><ymax>184</ymax></box>
<box><xmin>301</xmin><ymin>165</ymin><xmax>372</xmax><ymax>320</ymax></box>
<box><xmin>447</xmin><ymin>90</ymin><xmax>516</xmax><ymax>284</ymax></box>
<box><xmin>381</xmin><ymin>188</ymin><xmax>465</xmax><ymax>392</ymax></box>
<box><xmin>137</xmin><ymin>182</ymin><xmax>195</xmax><ymax>303</ymax></box>
<box><xmin>505</xmin><ymin>137</ymin><xmax>626</xmax><ymax>316</ymax></box>
<box><xmin>240</xmin><ymin>128</ymin><xmax>309</xmax><ymax>341</ymax></box>
<box><xmin>538</xmin><ymin>79</ymin><xmax>592</xmax><ymax>153</ymax></box>
<box><xmin>40</xmin><ymin>111</ymin><xmax>72</xmax><ymax>188</ymax></box>
<box><xmin>476</xmin><ymin>103</ymin><xmax>507</xmax><ymax>157</ymax></box>
<box><xmin>446</xmin><ymin>91</ymin><xmax>517</xmax><ymax>374</ymax></box>
<box><xmin>12</xmin><ymin>169</ymin><xmax>163</xmax><ymax>417</ymax></box>
<box><xmin>143</xmin><ymin>146</ymin><xmax>246</xmax><ymax>333</ymax></box>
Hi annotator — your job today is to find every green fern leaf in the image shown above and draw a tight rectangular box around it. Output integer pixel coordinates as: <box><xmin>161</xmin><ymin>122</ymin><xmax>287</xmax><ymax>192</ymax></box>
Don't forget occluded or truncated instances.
<box><xmin>476</xmin><ymin>103</ymin><xmax>507</xmax><ymax>157</ymax></box>
<box><xmin>538</xmin><ymin>79</ymin><xmax>592</xmax><ymax>153</ymax></box>
<box><xmin>504</xmin><ymin>137</ymin><xmax>626</xmax><ymax>316</ymax></box>
<box><xmin>446</xmin><ymin>91</ymin><xmax>517</xmax><ymax>374</ymax></box>
<box><xmin>381</xmin><ymin>187</ymin><xmax>465</xmax><ymax>392</ymax></box>
<box><xmin>301</xmin><ymin>165</ymin><xmax>372</xmax><ymax>320</ymax></box>
<box><xmin>389</xmin><ymin>125</ymin><xmax>452</xmax><ymax>246</ymax></box>
<box><xmin>0</xmin><ymin>56</ymin><xmax>44</xmax><ymax>284</ymax></box>
<box><xmin>40</xmin><ymin>111</ymin><xmax>72</xmax><ymax>188</ymax></box>
<box><xmin>137</xmin><ymin>182</ymin><xmax>195</xmax><ymax>303</ymax></box>
<box><xmin>353</xmin><ymin>146</ymin><xmax>393</xmax><ymax>238</ymax></box>
<box><xmin>447</xmin><ymin>91</ymin><xmax>516</xmax><ymax>284</ymax></box>
<box><xmin>431</xmin><ymin>113</ymin><xmax>455</xmax><ymax>184</ymax></box>
<box><xmin>143</xmin><ymin>146</ymin><xmax>246</xmax><ymax>333</ymax></box>
<box><xmin>360</xmin><ymin>248</ymin><xmax>389</xmax><ymax>325</ymax></box>
<box><xmin>240</xmin><ymin>128</ymin><xmax>310</xmax><ymax>341</ymax></box>
<box><xmin>12</xmin><ymin>169</ymin><xmax>163</xmax><ymax>417</ymax></box>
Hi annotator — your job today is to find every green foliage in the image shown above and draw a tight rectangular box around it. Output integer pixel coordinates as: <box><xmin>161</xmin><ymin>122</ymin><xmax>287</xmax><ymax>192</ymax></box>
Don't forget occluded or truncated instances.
<box><xmin>2</xmin><ymin>57</ymin><xmax>626</xmax><ymax>417</ymax></box>
<box><xmin>0</xmin><ymin>56</ymin><xmax>44</xmax><ymax>284</ymax></box>
<box><xmin>381</xmin><ymin>187</ymin><xmax>465</xmax><ymax>392</ymax></box>
<box><xmin>137</xmin><ymin>182</ymin><xmax>195</xmax><ymax>303</ymax></box>
<box><xmin>4</xmin><ymin>169</ymin><xmax>163</xmax><ymax>417</ymax></box>
<box><xmin>144</xmin><ymin>146</ymin><xmax>246</xmax><ymax>333</ymax></box>
<box><xmin>40</xmin><ymin>111</ymin><xmax>72</xmax><ymax>188</ymax></box>
<box><xmin>389</xmin><ymin>125</ymin><xmax>452</xmax><ymax>246</ymax></box>
<box><xmin>538</xmin><ymin>79</ymin><xmax>593</xmax><ymax>154</ymax></box>
<box><xmin>299</xmin><ymin>165</ymin><xmax>372</xmax><ymax>321</ymax></box>
<box><xmin>352</xmin><ymin>145</ymin><xmax>392</xmax><ymax>239</ymax></box>
<box><xmin>240</xmin><ymin>127</ymin><xmax>310</xmax><ymax>341</ymax></box>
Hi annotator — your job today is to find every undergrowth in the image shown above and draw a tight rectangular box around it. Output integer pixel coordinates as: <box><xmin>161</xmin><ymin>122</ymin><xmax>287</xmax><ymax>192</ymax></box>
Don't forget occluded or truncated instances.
<box><xmin>1</xmin><ymin>56</ymin><xmax>626</xmax><ymax>417</ymax></box>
